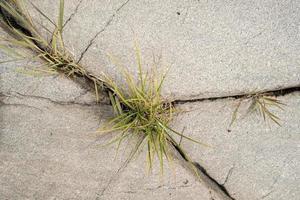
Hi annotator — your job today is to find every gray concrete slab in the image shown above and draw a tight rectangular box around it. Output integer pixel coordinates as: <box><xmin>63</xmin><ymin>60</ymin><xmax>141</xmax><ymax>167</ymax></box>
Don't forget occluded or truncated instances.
<box><xmin>0</xmin><ymin>94</ymin><xmax>220</xmax><ymax>200</ymax></box>
<box><xmin>27</xmin><ymin>0</ymin><xmax>300</xmax><ymax>100</ymax></box>
<box><xmin>0</xmin><ymin>57</ymin><xmax>221</xmax><ymax>199</ymax></box>
<box><xmin>1</xmin><ymin>1</ymin><xmax>300</xmax><ymax>199</ymax></box>
<box><xmin>0</xmin><ymin>96</ymin><xmax>121</xmax><ymax>199</ymax></box>
<box><xmin>172</xmin><ymin>93</ymin><xmax>300</xmax><ymax>199</ymax></box>
<box><xmin>0</xmin><ymin>44</ymin><xmax>95</xmax><ymax>105</ymax></box>
<box><xmin>98</xmin><ymin>147</ymin><xmax>223</xmax><ymax>200</ymax></box>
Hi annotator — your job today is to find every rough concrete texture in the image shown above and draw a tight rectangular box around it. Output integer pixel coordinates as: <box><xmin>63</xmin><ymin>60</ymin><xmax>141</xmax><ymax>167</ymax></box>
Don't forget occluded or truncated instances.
<box><xmin>0</xmin><ymin>47</ymin><xmax>95</xmax><ymax>105</ymax></box>
<box><xmin>0</xmin><ymin>59</ymin><xmax>222</xmax><ymax>200</ymax></box>
<box><xmin>0</xmin><ymin>98</ymin><xmax>115</xmax><ymax>199</ymax></box>
<box><xmin>172</xmin><ymin>93</ymin><xmax>300</xmax><ymax>200</ymax></box>
<box><xmin>1</xmin><ymin>0</ymin><xmax>300</xmax><ymax>199</ymax></box>
<box><xmin>0</xmin><ymin>102</ymin><xmax>220</xmax><ymax>200</ymax></box>
<box><xmin>98</xmin><ymin>148</ymin><xmax>223</xmax><ymax>200</ymax></box>
<box><xmin>27</xmin><ymin>0</ymin><xmax>300</xmax><ymax>100</ymax></box>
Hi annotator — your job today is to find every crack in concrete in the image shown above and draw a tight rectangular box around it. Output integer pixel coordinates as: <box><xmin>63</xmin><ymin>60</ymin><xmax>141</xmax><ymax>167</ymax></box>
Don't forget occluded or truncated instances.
<box><xmin>97</xmin><ymin>135</ymin><xmax>144</xmax><ymax>198</ymax></box>
<box><xmin>170</xmin><ymin>142</ymin><xmax>235</xmax><ymax>200</ymax></box>
<box><xmin>260</xmin><ymin>156</ymin><xmax>293</xmax><ymax>199</ymax></box>
<box><xmin>76</xmin><ymin>0</ymin><xmax>131</xmax><ymax>63</ymax></box>
<box><xmin>0</xmin><ymin>102</ymin><xmax>43</xmax><ymax>112</ymax></box>
<box><xmin>222</xmin><ymin>165</ymin><xmax>234</xmax><ymax>186</ymax></box>
<box><xmin>261</xmin><ymin>190</ymin><xmax>273</xmax><ymax>199</ymax></box>
<box><xmin>63</xmin><ymin>0</ymin><xmax>84</xmax><ymax>28</ymax></box>
<box><xmin>1</xmin><ymin>2</ymin><xmax>299</xmax><ymax>199</ymax></box>
<box><xmin>99</xmin><ymin>184</ymin><xmax>192</xmax><ymax>196</ymax></box>
<box><xmin>173</xmin><ymin>85</ymin><xmax>300</xmax><ymax>105</ymax></box>
<box><xmin>1</xmin><ymin>91</ymin><xmax>98</xmax><ymax>107</ymax></box>
<box><xmin>193</xmin><ymin>162</ymin><xmax>235</xmax><ymax>200</ymax></box>
<box><xmin>146</xmin><ymin>184</ymin><xmax>191</xmax><ymax>191</ymax></box>
<box><xmin>244</xmin><ymin>29</ymin><xmax>266</xmax><ymax>45</ymax></box>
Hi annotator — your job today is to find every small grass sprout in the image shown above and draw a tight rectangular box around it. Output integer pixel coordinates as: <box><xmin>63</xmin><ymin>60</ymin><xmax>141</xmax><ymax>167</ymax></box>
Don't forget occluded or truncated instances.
<box><xmin>247</xmin><ymin>94</ymin><xmax>285</xmax><ymax>126</ymax></box>
<box><xmin>229</xmin><ymin>93</ymin><xmax>285</xmax><ymax>129</ymax></box>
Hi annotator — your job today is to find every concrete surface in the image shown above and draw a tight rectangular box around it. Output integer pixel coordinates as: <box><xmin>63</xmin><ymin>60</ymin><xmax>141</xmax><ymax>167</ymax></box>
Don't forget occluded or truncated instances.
<box><xmin>98</xmin><ymin>147</ymin><xmax>223</xmax><ymax>200</ymax></box>
<box><xmin>0</xmin><ymin>58</ymin><xmax>221</xmax><ymax>200</ymax></box>
<box><xmin>27</xmin><ymin>0</ymin><xmax>300</xmax><ymax>100</ymax></box>
<box><xmin>1</xmin><ymin>0</ymin><xmax>300</xmax><ymax>199</ymax></box>
<box><xmin>0</xmin><ymin>55</ymin><xmax>94</xmax><ymax>105</ymax></box>
<box><xmin>172</xmin><ymin>93</ymin><xmax>300</xmax><ymax>200</ymax></box>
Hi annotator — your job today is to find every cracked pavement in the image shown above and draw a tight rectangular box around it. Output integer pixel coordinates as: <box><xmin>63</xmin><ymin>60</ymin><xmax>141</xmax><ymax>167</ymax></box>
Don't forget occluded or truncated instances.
<box><xmin>1</xmin><ymin>0</ymin><xmax>300</xmax><ymax>199</ymax></box>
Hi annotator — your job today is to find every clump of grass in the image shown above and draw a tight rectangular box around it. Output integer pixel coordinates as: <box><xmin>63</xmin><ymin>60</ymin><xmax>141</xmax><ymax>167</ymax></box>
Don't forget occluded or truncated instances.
<box><xmin>229</xmin><ymin>93</ymin><xmax>285</xmax><ymax>129</ymax></box>
<box><xmin>247</xmin><ymin>94</ymin><xmax>285</xmax><ymax>126</ymax></box>
<box><xmin>1</xmin><ymin>0</ymin><xmax>205</xmax><ymax>173</ymax></box>
<box><xmin>97</xmin><ymin>48</ymin><xmax>206</xmax><ymax>172</ymax></box>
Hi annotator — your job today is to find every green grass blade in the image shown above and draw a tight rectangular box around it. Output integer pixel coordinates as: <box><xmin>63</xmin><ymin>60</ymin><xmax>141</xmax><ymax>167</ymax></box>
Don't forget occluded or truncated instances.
<box><xmin>58</xmin><ymin>0</ymin><xmax>64</xmax><ymax>33</ymax></box>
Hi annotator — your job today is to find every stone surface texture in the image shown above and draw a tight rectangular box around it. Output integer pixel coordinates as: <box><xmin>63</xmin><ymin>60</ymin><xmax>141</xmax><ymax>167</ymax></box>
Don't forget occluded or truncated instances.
<box><xmin>172</xmin><ymin>93</ymin><xmax>300</xmax><ymax>200</ymax></box>
<box><xmin>1</xmin><ymin>0</ymin><xmax>300</xmax><ymax>200</ymax></box>
<box><xmin>0</xmin><ymin>59</ymin><xmax>221</xmax><ymax>200</ymax></box>
<box><xmin>28</xmin><ymin>0</ymin><xmax>300</xmax><ymax>100</ymax></box>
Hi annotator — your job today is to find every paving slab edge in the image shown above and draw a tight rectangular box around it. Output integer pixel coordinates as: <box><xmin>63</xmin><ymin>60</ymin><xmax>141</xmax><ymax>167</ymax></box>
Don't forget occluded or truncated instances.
<box><xmin>173</xmin><ymin>84</ymin><xmax>300</xmax><ymax>105</ymax></box>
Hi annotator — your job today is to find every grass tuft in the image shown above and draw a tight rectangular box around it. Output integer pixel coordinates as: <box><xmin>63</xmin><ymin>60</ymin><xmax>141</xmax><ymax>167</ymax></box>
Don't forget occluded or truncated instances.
<box><xmin>97</xmin><ymin>51</ymin><xmax>207</xmax><ymax>173</ymax></box>
<box><xmin>229</xmin><ymin>93</ymin><xmax>285</xmax><ymax>129</ymax></box>
<box><xmin>247</xmin><ymin>94</ymin><xmax>285</xmax><ymax>126</ymax></box>
<box><xmin>0</xmin><ymin>0</ymin><xmax>108</xmax><ymax>101</ymax></box>
<box><xmin>0</xmin><ymin>0</ymin><xmax>205</xmax><ymax>173</ymax></box>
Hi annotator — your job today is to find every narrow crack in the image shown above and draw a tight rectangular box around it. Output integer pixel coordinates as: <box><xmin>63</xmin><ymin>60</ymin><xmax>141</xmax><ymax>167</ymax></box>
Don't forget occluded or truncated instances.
<box><xmin>244</xmin><ymin>29</ymin><xmax>266</xmax><ymax>45</ymax></box>
<box><xmin>98</xmin><ymin>166</ymin><xmax>124</xmax><ymax>198</ymax></box>
<box><xmin>193</xmin><ymin>162</ymin><xmax>235</xmax><ymax>200</ymax></box>
<box><xmin>0</xmin><ymin>102</ymin><xmax>43</xmax><ymax>112</ymax></box>
<box><xmin>1</xmin><ymin>0</ymin><xmax>298</xmax><ymax>106</ymax></box>
<box><xmin>101</xmin><ymin>184</ymin><xmax>192</xmax><ymax>196</ymax></box>
<box><xmin>77</xmin><ymin>0</ymin><xmax>130</xmax><ymax>63</ymax></box>
<box><xmin>97</xmin><ymin>135</ymin><xmax>144</xmax><ymax>198</ymax></box>
<box><xmin>222</xmin><ymin>165</ymin><xmax>234</xmax><ymax>186</ymax></box>
<box><xmin>261</xmin><ymin>190</ymin><xmax>273</xmax><ymax>199</ymax></box>
<box><xmin>260</xmin><ymin>156</ymin><xmax>293</xmax><ymax>199</ymax></box>
<box><xmin>63</xmin><ymin>0</ymin><xmax>84</xmax><ymax>28</ymax></box>
<box><xmin>173</xmin><ymin>85</ymin><xmax>300</xmax><ymax>105</ymax></box>
<box><xmin>1</xmin><ymin>3</ymin><xmax>298</xmax><ymax>200</ymax></box>
<box><xmin>171</xmin><ymin>143</ymin><xmax>235</xmax><ymax>200</ymax></box>
<box><xmin>145</xmin><ymin>184</ymin><xmax>191</xmax><ymax>191</ymax></box>
<box><xmin>1</xmin><ymin>92</ymin><xmax>100</xmax><ymax>107</ymax></box>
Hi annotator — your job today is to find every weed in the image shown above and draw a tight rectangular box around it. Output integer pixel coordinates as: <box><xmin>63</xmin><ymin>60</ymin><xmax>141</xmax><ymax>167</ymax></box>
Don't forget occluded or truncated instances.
<box><xmin>0</xmin><ymin>0</ymin><xmax>206</xmax><ymax>173</ymax></box>
<box><xmin>229</xmin><ymin>93</ymin><xmax>285</xmax><ymax>129</ymax></box>
<box><xmin>247</xmin><ymin>94</ymin><xmax>285</xmax><ymax>126</ymax></box>
<box><xmin>97</xmin><ymin>46</ymin><xmax>208</xmax><ymax>173</ymax></box>
<box><xmin>0</xmin><ymin>0</ymin><xmax>107</xmax><ymax>101</ymax></box>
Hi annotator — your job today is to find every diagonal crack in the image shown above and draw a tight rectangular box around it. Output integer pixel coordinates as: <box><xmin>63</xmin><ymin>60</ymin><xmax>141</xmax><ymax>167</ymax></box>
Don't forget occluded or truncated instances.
<box><xmin>260</xmin><ymin>156</ymin><xmax>293</xmax><ymax>199</ymax></box>
<box><xmin>171</xmin><ymin>142</ymin><xmax>235</xmax><ymax>200</ymax></box>
<box><xmin>1</xmin><ymin>3</ymin><xmax>298</xmax><ymax>199</ymax></box>
<box><xmin>63</xmin><ymin>0</ymin><xmax>84</xmax><ymax>28</ymax></box>
<box><xmin>193</xmin><ymin>162</ymin><xmax>235</xmax><ymax>200</ymax></box>
<box><xmin>173</xmin><ymin>84</ymin><xmax>300</xmax><ymax>105</ymax></box>
<box><xmin>77</xmin><ymin>0</ymin><xmax>131</xmax><ymax>63</ymax></box>
<box><xmin>222</xmin><ymin>165</ymin><xmax>234</xmax><ymax>186</ymax></box>
<box><xmin>97</xmin><ymin>135</ymin><xmax>144</xmax><ymax>198</ymax></box>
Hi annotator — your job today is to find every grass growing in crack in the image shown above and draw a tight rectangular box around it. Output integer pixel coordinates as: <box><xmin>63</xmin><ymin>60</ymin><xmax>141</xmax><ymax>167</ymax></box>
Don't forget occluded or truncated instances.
<box><xmin>0</xmin><ymin>0</ymin><xmax>206</xmax><ymax>173</ymax></box>
<box><xmin>229</xmin><ymin>93</ymin><xmax>285</xmax><ymax>129</ymax></box>
<box><xmin>247</xmin><ymin>94</ymin><xmax>285</xmax><ymax>126</ymax></box>
<box><xmin>0</xmin><ymin>0</ymin><xmax>107</xmax><ymax>101</ymax></box>
<box><xmin>97</xmin><ymin>48</ymin><xmax>207</xmax><ymax>173</ymax></box>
